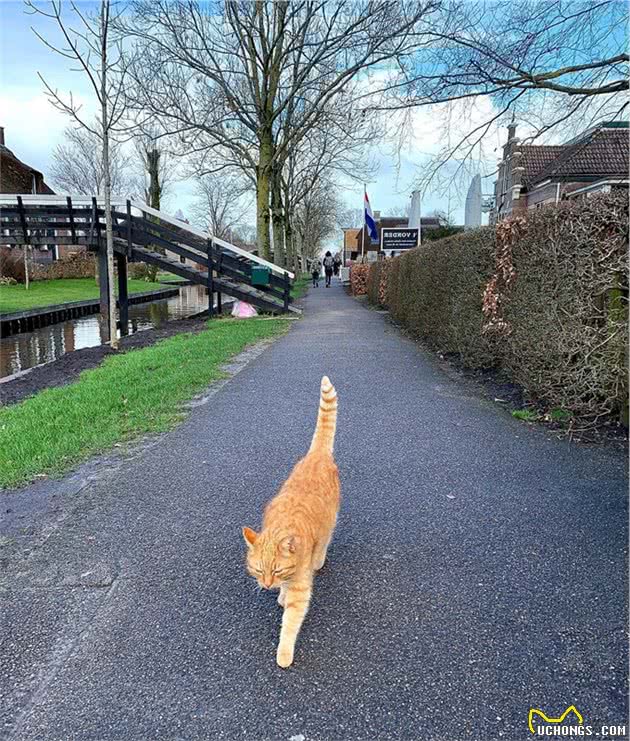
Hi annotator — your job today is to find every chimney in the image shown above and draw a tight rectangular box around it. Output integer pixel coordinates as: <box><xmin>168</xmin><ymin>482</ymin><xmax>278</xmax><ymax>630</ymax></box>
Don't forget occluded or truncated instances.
<box><xmin>373</xmin><ymin>210</ymin><xmax>381</xmax><ymax>220</ymax></box>
<box><xmin>0</xmin><ymin>127</ymin><xmax>4</xmax><ymax>146</ymax></box>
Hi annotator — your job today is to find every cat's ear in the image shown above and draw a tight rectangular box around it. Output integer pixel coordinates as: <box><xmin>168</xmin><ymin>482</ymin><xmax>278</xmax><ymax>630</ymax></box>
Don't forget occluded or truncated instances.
<box><xmin>242</xmin><ymin>527</ymin><xmax>258</xmax><ymax>548</ymax></box>
<box><xmin>279</xmin><ymin>535</ymin><xmax>299</xmax><ymax>554</ymax></box>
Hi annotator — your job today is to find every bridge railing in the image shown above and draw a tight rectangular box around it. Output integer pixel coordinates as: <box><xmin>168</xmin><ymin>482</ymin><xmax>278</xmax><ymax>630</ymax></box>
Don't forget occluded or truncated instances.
<box><xmin>0</xmin><ymin>194</ymin><xmax>294</xmax><ymax>278</ymax></box>
<box><xmin>1</xmin><ymin>195</ymin><xmax>294</xmax><ymax>307</ymax></box>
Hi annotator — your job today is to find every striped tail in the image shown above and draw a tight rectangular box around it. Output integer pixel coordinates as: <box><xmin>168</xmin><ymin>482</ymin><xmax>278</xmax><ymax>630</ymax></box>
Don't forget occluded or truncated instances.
<box><xmin>309</xmin><ymin>376</ymin><xmax>338</xmax><ymax>454</ymax></box>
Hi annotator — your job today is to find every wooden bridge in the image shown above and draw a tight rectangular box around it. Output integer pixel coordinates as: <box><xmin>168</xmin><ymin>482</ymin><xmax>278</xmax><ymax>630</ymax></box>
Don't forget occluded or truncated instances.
<box><xmin>0</xmin><ymin>195</ymin><xmax>299</xmax><ymax>340</ymax></box>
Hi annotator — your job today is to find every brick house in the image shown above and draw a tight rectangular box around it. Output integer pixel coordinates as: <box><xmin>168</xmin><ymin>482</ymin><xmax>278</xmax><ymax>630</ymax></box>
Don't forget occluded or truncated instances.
<box><xmin>342</xmin><ymin>227</ymin><xmax>361</xmax><ymax>264</ymax></box>
<box><xmin>0</xmin><ymin>127</ymin><xmax>55</xmax><ymax>197</ymax></box>
<box><xmin>0</xmin><ymin>127</ymin><xmax>70</xmax><ymax>263</ymax></box>
<box><xmin>492</xmin><ymin>121</ymin><xmax>629</xmax><ymax>222</ymax></box>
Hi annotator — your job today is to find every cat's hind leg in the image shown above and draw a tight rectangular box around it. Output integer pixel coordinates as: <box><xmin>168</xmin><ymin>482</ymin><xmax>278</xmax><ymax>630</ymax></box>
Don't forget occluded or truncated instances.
<box><xmin>276</xmin><ymin>575</ymin><xmax>312</xmax><ymax>668</ymax></box>
<box><xmin>312</xmin><ymin>536</ymin><xmax>332</xmax><ymax>571</ymax></box>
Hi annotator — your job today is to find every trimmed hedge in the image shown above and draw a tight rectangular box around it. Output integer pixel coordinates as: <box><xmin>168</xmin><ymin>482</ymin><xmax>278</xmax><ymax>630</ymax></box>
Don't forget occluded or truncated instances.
<box><xmin>350</xmin><ymin>263</ymin><xmax>370</xmax><ymax>295</ymax></box>
<box><xmin>368</xmin><ymin>193</ymin><xmax>629</xmax><ymax>424</ymax></box>
<box><xmin>0</xmin><ymin>249</ymin><xmax>96</xmax><ymax>282</ymax></box>
<box><xmin>386</xmin><ymin>227</ymin><xmax>497</xmax><ymax>367</ymax></box>
<box><xmin>497</xmin><ymin>195</ymin><xmax>628</xmax><ymax>423</ymax></box>
<box><xmin>367</xmin><ymin>260</ymin><xmax>393</xmax><ymax>306</ymax></box>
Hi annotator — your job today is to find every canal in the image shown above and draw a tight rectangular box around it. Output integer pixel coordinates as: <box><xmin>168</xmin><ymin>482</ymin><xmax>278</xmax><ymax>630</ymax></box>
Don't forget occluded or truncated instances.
<box><xmin>1</xmin><ymin>284</ymin><xmax>213</xmax><ymax>379</ymax></box>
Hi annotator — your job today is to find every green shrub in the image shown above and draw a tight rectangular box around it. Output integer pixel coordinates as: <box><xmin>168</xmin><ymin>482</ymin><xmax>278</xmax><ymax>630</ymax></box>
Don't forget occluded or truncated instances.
<box><xmin>498</xmin><ymin>194</ymin><xmax>628</xmax><ymax>422</ymax></box>
<box><xmin>350</xmin><ymin>263</ymin><xmax>370</xmax><ymax>295</ymax></box>
<box><xmin>367</xmin><ymin>261</ymin><xmax>382</xmax><ymax>304</ymax></box>
<box><xmin>512</xmin><ymin>409</ymin><xmax>539</xmax><ymax>422</ymax></box>
<box><xmin>375</xmin><ymin>193</ymin><xmax>628</xmax><ymax>425</ymax></box>
<box><xmin>386</xmin><ymin>228</ymin><xmax>497</xmax><ymax>367</ymax></box>
<box><xmin>367</xmin><ymin>260</ymin><xmax>393</xmax><ymax>306</ymax></box>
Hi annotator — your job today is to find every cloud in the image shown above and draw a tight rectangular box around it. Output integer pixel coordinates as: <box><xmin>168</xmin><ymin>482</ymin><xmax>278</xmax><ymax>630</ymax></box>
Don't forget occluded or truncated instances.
<box><xmin>0</xmin><ymin>89</ymin><xmax>91</xmax><ymax>177</ymax></box>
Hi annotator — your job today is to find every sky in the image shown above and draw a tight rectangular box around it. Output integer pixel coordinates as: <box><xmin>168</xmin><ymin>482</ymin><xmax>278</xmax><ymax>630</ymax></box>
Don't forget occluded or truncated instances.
<box><xmin>0</xmin><ymin>0</ymin><xmax>512</xmax><ymax>242</ymax></box>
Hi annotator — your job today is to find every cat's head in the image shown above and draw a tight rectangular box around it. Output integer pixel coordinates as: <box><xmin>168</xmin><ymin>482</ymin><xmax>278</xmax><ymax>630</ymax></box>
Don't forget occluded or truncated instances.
<box><xmin>242</xmin><ymin>527</ymin><xmax>299</xmax><ymax>589</ymax></box>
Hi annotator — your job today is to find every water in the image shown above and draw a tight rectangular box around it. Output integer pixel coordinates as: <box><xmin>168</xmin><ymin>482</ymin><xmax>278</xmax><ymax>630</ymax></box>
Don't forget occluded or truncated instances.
<box><xmin>1</xmin><ymin>284</ymin><xmax>213</xmax><ymax>379</ymax></box>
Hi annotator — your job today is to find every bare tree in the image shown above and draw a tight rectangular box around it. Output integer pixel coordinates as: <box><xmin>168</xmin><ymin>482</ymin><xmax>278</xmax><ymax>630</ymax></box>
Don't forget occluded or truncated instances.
<box><xmin>131</xmin><ymin>130</ymin><xmax>176</xmax><ymax>206</ymax></box>
<box><xmin>191</xmin><ymin>174</ymin><xmax>253</xmax><ymax>241</ymax></box>
<box><xmin>27</xmin><ymin>0</ymin><xmax>135</xmax><ymax>348</ymax></box>
<box><xmin>380</xmin><ymin>0</ymin><xmax>629</xmax><ymax>192</ymax></box>
<box><xmin>338</xmin><ymin>207</ymin><xmax>365</xmax><ymax>230</ymax></box>
<box><xmin>276</xmin><ymin>97</ymin><xmax>380</xmax><ymax>269</ymax></box>
<box><xmin>119</xmin><ymin>0</ymin><xmax>438</xmax><ymax>261</ymax></box>
<box><xmin>50</xmin><ymin>124</ymin><xmax>133</xmax><ymax>195</ymax></box>
<box><xmin>384</xmin><ymin>203</ymin><xmax>412</xmax><ymax>218</ymax></box>
<box><xmin>293</xmin><ymin>177</ymin><xmax>343</xmax><ymax>266</ymax></box>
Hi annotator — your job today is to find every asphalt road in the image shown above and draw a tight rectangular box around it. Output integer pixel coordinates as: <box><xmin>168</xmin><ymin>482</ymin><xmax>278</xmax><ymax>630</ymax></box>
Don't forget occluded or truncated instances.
<box><xmin>1</xmin><ymin>280</ymin><xmax>628</xmax><ymax>741</ymax></box>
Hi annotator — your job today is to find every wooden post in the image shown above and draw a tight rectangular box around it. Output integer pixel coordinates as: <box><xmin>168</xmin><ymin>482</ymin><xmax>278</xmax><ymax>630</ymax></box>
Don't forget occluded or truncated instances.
<box><xmin>98</xmin><ymin>241</ymin><xmax>111</xmax><ymax>343</ymax></box>
<box><xmin>89</xmin><ymin>196</ymin><xmax>98</xmax><ymax>247</ymax></box>
<box><xmin>283</xmin><ymin>271</ymin><xmax>290</xmax><ymax>312</ymax></box>
<box><xmin>117</xmin><ymin>253</ymin><xmax>129</xmax><ymax>337</ymax></box>
<box><xmin>67</xmin><ymin>196</ymin><xmax>77</xmax><ymax>244</ymax></box>
<box><xmin>206</xmin><ymin>238</ymin><xmax>214</xmax><ymax>319</ymax></box>
<box><xmin>94</xmin><ymin>198</ymin><xmax>110</xmax><ymax>342</ymax></box>
<box><xmin>126</xmin><ymin>200</ymin><xmax>133</xmax><ymax>257</ymax></box>
<box><xmin>216</xmin><ymin>242</ymin><xmax>223</xmax><ymax>314</ymax></box>
<box><xmin>17</xmin><ymin>196</ymin><xmax>30</xmax><ymax>290</ymax></box>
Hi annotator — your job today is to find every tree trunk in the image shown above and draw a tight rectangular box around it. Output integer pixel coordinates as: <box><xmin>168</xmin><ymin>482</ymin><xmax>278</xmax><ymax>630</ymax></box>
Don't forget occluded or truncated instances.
<box><xmin>284</xmin><ymin>217</ymin><xmax>293</xmax><ymax>272</ymax></box>
<box><xmin>271</xmin><ymin>163</ymin><xmax>285</xmax><ymax>268</ymax></box>
<box><xmin>256</xmin><ymin>131</ymin><xmax>273</xmax><ymax>260</ymax></box>
<box><xmin>146</xmin><ymin>147</ymin><xmax>162</xmax><ymax>281</ymax></box>
<box><xmin>101</xmin><ymin>1</ymin><xmax>118</xmax><ymax>349</ymax></box>
<box><xmin>147</xmin><ymin>148</ymin><xmax>161</xmax><ymax>209</ymax></box>
<box><xmin>23</xmin><ymin>246</ymin><xmax>30</xmax><ymax>290</ymax></box>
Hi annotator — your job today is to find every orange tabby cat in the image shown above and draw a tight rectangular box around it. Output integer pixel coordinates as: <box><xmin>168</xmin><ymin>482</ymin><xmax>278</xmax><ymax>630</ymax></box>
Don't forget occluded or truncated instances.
<box><xmin>242</xmin><ymin>375</ymin><xmax>340</xmax><ymax>668</ymax></box>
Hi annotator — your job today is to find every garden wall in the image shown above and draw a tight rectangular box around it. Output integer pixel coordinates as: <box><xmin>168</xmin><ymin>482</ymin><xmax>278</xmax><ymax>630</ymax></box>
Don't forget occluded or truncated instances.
<box><xmin>1</xmin><ymin>249</ymin><xmax>96</xmax><ymax>282</ymax></box>
<box><xmin>368</xmin><ymin>193</ymin><xmax>629</xmax><ymax>424</ymax></box>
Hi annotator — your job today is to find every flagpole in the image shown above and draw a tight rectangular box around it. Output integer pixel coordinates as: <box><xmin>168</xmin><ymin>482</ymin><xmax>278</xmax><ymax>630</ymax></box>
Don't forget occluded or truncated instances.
<box><xmin>362</xmin><ymin>183</ymin><xmax>366</xmax><ymax>262</ymax></box>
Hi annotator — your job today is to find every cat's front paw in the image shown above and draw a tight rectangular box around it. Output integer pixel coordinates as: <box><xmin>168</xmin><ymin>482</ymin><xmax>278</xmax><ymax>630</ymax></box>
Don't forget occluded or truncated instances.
<box><xmin>276</xmin><ymin>646</ymin><xmax>294</xmax><ymax>668</ymax></box>
<box><xmin>277</xmin><ymin>592</ymin><xmax>286</xmax><ymax>607</ymax></box>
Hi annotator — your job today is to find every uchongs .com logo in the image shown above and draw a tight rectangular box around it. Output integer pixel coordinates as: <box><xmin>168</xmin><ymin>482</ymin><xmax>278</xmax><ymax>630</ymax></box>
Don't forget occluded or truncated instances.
<box><xmin>528</xmin><ymin>705</ymin><xmax>627</xmax><ymax>737</ymax></box>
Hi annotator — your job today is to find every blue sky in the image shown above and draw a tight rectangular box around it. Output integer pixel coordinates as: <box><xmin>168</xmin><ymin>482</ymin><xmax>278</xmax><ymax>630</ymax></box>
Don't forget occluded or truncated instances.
<box><xmin>0</xmin><ymin>0</ymin><xmax>501</xmax><ymax>234</ymax></box>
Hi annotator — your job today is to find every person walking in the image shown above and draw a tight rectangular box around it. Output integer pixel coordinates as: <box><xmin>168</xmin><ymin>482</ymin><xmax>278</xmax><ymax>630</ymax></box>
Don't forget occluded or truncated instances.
<box><xmin>323</xmin><ymin>251</ymin><xmax>334</xmax><ymax>287</ymax></box>
<box><xmin>333</xmin><ymin>254</ymin><xmax>342</xmax><ymax>277</ymax></box>
<box><xmin>311</xmin><ymin>259</ymin><xmax>322</xmax><ymax>287</ymax></box>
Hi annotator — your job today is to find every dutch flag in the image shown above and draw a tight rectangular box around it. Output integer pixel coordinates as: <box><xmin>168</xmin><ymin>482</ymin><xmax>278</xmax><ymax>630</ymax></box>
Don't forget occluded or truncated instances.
<box><xmin>364</xmin><ymin>189</ymin><xmax>378</xmax><ymax>241</ymax></box>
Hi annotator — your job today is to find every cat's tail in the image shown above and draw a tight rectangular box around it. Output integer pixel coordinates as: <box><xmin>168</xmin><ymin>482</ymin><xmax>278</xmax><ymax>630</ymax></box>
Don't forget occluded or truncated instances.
<box><xmin>309</xmin><ymin>376</ymin><xmax>338</xmax><ymax>455</ymax></box>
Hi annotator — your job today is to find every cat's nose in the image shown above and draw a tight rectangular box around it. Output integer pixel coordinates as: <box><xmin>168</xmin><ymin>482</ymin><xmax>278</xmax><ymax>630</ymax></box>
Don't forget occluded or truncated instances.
<box><xmin>262</xmin><ymin>576</ymin><xmax>273</xmax><ymax>589</ymax></box>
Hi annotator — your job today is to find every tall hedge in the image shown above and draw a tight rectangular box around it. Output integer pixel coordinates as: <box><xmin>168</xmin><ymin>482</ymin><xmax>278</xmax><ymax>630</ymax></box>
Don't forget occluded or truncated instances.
<box><xmin>368</xmin><ymin>193</ymin><xmax>629</xmax><ymax>424</ymax></box>
<box><xmin>367</xmin><ymin>260</ymin><xmax>392</xmax><ymax>306</ymax></box>
<box><xmin>385</xmin><ymin>227</ymin><xmax>497</xmax><ymax>367</ymax></box>
<box><xmin>498</xmin><ymin>194</ymin><xmax>628</xmax><ymax>422</ymax></box>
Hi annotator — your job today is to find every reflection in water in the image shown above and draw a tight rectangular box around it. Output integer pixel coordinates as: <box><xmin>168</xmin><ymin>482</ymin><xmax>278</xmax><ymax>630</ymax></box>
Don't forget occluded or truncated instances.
<box><xmin>1</xmin><ymin>284</ymin><xmax>212</xmax><ymax>379</ymax></box>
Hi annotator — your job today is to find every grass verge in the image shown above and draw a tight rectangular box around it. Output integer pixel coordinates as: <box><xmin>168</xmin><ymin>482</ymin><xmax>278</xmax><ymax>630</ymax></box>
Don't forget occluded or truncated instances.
<box><xmin>156</xmin><ymin>271</ymin><xmax>189</xmax><ymax>283</ymax></box>
<box><xmin>0</xmin><ymin>278</ymin><xmax>170</xmax><ymax>314</ymax></box>
<box><xmin>512</xmin><ymin>409</ymin><xmax>540</xmax><ymax>422</ymax></box>
<box><xmin>0</xmin><ymin>317</ymin><xmax>290</xmax><ymax>489</ymax></box>
<box><xmin>291</xmin><ymin>273</ymin><xmax>311</xmax><ymax>300</ymax></box>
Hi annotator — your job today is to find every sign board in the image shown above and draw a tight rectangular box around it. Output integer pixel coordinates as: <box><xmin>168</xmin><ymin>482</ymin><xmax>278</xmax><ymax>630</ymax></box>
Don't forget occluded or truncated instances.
<box><xmin>381</xmin><ymin>228</ymin><xmax>419</xmax><ymax>252</ymax></box>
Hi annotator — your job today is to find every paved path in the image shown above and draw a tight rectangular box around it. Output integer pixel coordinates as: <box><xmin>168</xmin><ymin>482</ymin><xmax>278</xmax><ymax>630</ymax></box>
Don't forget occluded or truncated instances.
<box><xmin>2</xmin><ymin>281</ymin><xmax>627</xmax><ymax>740</ymax></box>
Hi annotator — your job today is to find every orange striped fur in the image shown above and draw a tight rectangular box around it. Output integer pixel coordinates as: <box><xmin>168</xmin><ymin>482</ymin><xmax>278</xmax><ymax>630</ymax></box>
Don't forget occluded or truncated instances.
<box><xmin>242</xmin><ymin>376</ymin><xmax>341</xmax><ymax>668</ymax></box>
